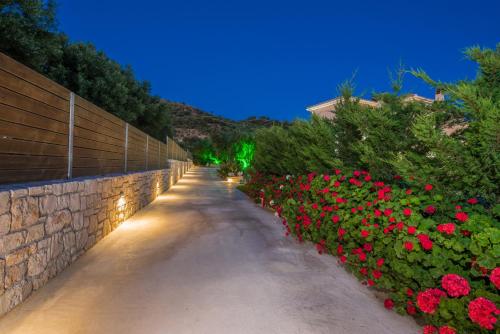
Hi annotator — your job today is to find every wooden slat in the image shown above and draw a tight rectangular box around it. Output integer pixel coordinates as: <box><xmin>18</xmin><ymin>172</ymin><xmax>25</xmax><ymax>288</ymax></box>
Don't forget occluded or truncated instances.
<box><xmin>0</xmin><ymin>169</ymin><xmax>66</xmax><ymax>184</ymax></box>
<box><xmin>0</xmin><ymin>86</ymin><xmax>68</xmax><ymax>123</ymax></box>
<box><xmin>74</xmin><ymin>105</ymin><xmax>124</xmax><ymax>138</ymax></box>
<box><xmin>0</xmin><ymin>119</ymin><xmax>68</xmax><ymax>145</ymax></box>
<box><xmin>0</xmin><ymin>102</ymin><xmax>68</xmax><ymax>135</ymax></box>
<box><xmin>0</xmin><ymin>69</ymin><xmax>68</xmax><ymax>111</ymax></box>
<box><xmin>0</xmin><ymin>154</ymin><xmax>66</xmax><ymax>170</ymax></box>
<box><xmin>74</xmin><ymin>95</ymin><xmax>123</xmax><ymax>126</ymax></box>
<box><xmin>0</xmin><ymin>138</ymin><xmax>66</xmax><ymax>156</ymax></box>
<box><xmin>73</xmin><ymin>147</ymin><xmax>124</xmax><ymax>160</ymax></box>
<box><xmin>74</xmin><ymin>125</ymin><xmax>124</xmax><ymax>148</ymax></box>
<box><xmin>74</xmin><ymin>136</ymin><xmax>124</xmax><ymax>154</ymax></box>
<box><xmin>0</xmin><ymin>53</ymin><xmax>70</xmax><ymax>99</ymax></box>
<box><xmin>73</xmin><ymin>157</ymin><xmax>123</xmax><ymax>168</ymax></box>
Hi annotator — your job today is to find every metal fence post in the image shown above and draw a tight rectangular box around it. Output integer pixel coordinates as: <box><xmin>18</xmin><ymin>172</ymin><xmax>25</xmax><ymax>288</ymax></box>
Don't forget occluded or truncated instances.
<box><xmin>124</xmin><ymin>123</ymin><xmax>129</xmax><ymax>173</ymax></box>
<box><xmin>67</xmin><ymin>92</ymin><xmax>75</xmax><ymax>179</ymax></box>
<box><xmin>145</xmin><ymin>135</ymin><xmax>149</xmax><ymax>170</ymax></box>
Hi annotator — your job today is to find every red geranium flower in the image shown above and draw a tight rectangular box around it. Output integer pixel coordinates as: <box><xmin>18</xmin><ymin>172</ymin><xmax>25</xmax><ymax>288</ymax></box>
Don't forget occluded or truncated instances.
<box><xmin>337</xmin><ymin>244</ymin><xmax>343</xmax><ymax>255</ymax></box>
<box><xmin>417</xmin><ymin>234</ymin><xmax>433</xmax><ymax>250</ymax></box>
<box><xmin>407</xmin><ymin>226</ymin><xmax>416</xmax><ymax>235</ymax></box>
<box><xmin>338</xmin><ymin>228</ymin><xmax>346</xmax><ymax>238</ymax></box>
<box><xmin>404</xmin><ymin>241</ymin><xmax>414</xmax><ymax>251</ymax></box>
<box><xmin>437</xmin><ymin>223</ymin><xmax>455</xmax><ymax>235</ymax></box>
<box><xmin>323</xmin><ymin>174</ymin><xmax>330</xmax><ymax>181</ymax></box>
<box><xmin>403</xmin><ymin>208</ymin><xmax>412</xmax><ymax>216</ymax></box>
<box><xmin>376</xmin><ymin>258</ymin><xmax>385</xmax><ymax>267</ymax></box>
<box><xmin>384</xmin><ymin>208</ymin><xmax>393</xmax><ymax>216</ymax></box>
<box><xmin>361</xmin><ymin>230</ymin><xmax>370</xmax><ymax>238</ymax></box>
<box><xmin>406</xmin><ymin>189</ymin><xmax>412</xmax><ymax>195</ymax></box>
<box><xmin>441</xmin><ymin>274</ymin><xmax>470</xmax><ymax>297</ymax></box>
<box><xmin>423</xmin><ymin>325</ymin><xmax>437</xmax><ymax>334</ymax></box>
<box><xmin>416</xmin><ymin>288</ymin><xmax>446</xmax><ymax>314</ymax></box>
<box><xmin>360</xmin><ymin>267</ymin><xmax>368</xmax><ymax>276</ymax></box>
<box><xmin>367</xmin><ymin>279</ymin><xmax>375</xmax><ymax>286</ymax></box>
<box><xmin>438</xmin><ymin>325</ymin><xmax>456</xmax><ymax>334</ymax></box>
<box><xmin>490</xmin><ymin>267</ymin><xmax>500</xmax><ymax>289</ymax></box>
<box><xmin>406</xmin><ymin>288</ymin><xmax>413</xmax><ymax>297</ymax></box>
<box><xmin>372</xmin><ymin>270</ymin><xmax>382</xmax><ymax>279</ymax></box>
<box><xmin>455</xmin><ymin>212</ymin><xmax>468</xmax><ymax>222</ymax></box>
<box><xmin>363</xmin><ymin>243</ymin><xmax>373</xmax><ymax>252</ymax></box>
<box><xmin>424</xmin><ymin>184</ymin><xmax>433</xmax><ymax>191</ymax></box>
<box><xmin>406</xmin><ymin>301</ymin><xmax>416</xmax><ymax>315</ymax></box>
<box><xmin>467</xmin><ymin>197</ymin><xmax>478</xmax><ymax>204</ymax></box>
<box><xmin>384</xmin><ymin>299</ymin><xmax>394</xmax><ymax>310</ymax></box>
<box><xmin>424</xmin><ymin>205</ymin><xmax>436</xmax><ymax>214</ymax></box>
<box><xmin>340</xmin><ymin>255</ymin><xmax>347</xmax><ymax>263</ymax></box>
<box><xmin>468</xmin><ymin>297</ymin><xmax>500</xmax><ymax>330</ymax></box>
<box><xmin>332</xmin><ymin>215</ymin><xmax>340</xmax><ymax>223</ymax></box>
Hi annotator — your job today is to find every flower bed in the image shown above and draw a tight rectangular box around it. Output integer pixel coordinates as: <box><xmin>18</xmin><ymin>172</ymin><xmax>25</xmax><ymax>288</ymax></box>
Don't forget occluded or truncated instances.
<box><xmin>241</xmin><ymin>170</ymin><xmax>500</xmax><ymax>333</ymax></box>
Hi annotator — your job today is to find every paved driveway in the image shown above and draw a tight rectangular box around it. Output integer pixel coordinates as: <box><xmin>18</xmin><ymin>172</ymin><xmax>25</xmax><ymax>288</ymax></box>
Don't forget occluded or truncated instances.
<box><xmin>0</xmin><ymin>167</ymin><xmax>420</xmax><ymax>334</ymax></box>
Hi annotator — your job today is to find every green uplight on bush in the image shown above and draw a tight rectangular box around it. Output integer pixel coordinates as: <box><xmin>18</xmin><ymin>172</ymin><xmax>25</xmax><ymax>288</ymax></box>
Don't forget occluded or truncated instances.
<box><xmin>201</xmin><ymin>150</ymin><xmax>222</xmax><ymax>165</ymax></box>
<box><xmin>235</xmin><ymin>140</ymin><xmax>255</xmax><ymax>170</ymax></box>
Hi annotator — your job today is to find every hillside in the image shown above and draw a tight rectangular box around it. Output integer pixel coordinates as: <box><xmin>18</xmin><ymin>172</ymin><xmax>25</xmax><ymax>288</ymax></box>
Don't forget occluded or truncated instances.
<box><xmin>163</xmin><ymin>100</ymin><xmax>285</xmax><ymax>143</ymax></box>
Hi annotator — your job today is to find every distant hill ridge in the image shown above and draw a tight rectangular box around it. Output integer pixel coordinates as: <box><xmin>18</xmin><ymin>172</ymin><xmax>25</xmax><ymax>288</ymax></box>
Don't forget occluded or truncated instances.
<box><xmin>162</xmin><ymin>99</ymin><xmax>284</xmax><ymax>142</ymax></box>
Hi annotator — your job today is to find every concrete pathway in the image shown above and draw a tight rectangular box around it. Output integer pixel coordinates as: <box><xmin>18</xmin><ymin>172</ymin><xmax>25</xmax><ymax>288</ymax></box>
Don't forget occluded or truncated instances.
<box><xmin>0</xmin><ymin>167</ymin><xmax>420</xmax><ymax>334</ymax></box>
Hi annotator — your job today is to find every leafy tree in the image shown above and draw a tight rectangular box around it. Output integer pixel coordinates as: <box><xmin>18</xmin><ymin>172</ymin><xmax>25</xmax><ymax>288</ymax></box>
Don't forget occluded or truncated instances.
<box><xmin>0</xmin><ymin>0</ymin><xmax>173</xmax><ymax>140</ymax></box>
<box><xmin>395</xmin><ymin>45</ymin><xmax>500</xmax><ymax>202</ymax></box>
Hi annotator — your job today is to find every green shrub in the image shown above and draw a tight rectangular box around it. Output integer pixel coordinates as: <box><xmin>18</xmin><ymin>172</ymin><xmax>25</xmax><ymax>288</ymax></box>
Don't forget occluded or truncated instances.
<box><xmin>243</xmin><ymin>170</ymin><xmax>499</xmax><ymax>333</ymax></box>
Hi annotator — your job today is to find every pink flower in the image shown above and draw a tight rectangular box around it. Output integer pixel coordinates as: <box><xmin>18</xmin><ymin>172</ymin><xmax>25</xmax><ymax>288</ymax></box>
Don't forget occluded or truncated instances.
<box><xmin>441</xmin><ymin>274</ymin><xmax>470</xmax><ymax>297</ymax></box>
<box><xmin>323</xmin><ymin>175</ymin><xmax>330</xmax><ymax>181</ymax></box>
<box><xmin>490</xmin><ymin>267</ymin><xmax>500</xmax><ymax>289</ymax></box>
<box><xmin>332</xmin><ymin>215</ymin><xmax>340</xmax><ymax>224</ymax></box>
<box><xmin>455</xmin><ymin>212</ymin><xmax>468</xmax><ymax>222</ymax></box>
<box><xmin>468</xmin><ymin>297</ymin><xmax>500</xmax><ymax>330</ymax></box>
<box><xmin>467</xmin><ymin>197</ymin><xmax>478</xmax><ymax>204</ymax></box>
<box><xmin>438</xmin><ymin>325</ymin><xmax>456</xmax><ymax>334</ymax></box>
<box><xmin>407</xmin><ymin>226</ymin><xmax>417</xmax><ymax>235</ymax></box>
<box><xmin>404</xmin><ymin>241</ymin><xmax>414</xmax><ymax>251</ymax></box>
<box><xmin>417</xmin><ymin>288</ymin><xmax>446</xmax><ymax>314</ymax></box>
<box><xmin>417</xmin><ymin>234</ymin><xmax>433</xmax><ymax>250</ymax></box>
<box><xmin>384</xmin><ymin>299</ymin><xmax>394</xmax><ymax>310</ymax></box>
<box><xmin>424</xmin><ymin>205</ymin><xmax>436</xmax><ymax>214</ymax></box>
<box><xmin>423</xmin><ymin>325</ymin><xmax>437</xmax><ymax>334</ymax></box>
<box><xmin>437</xmin><ymin>223</ymin><xmax>455</xmax><ymax>235</ymax></box>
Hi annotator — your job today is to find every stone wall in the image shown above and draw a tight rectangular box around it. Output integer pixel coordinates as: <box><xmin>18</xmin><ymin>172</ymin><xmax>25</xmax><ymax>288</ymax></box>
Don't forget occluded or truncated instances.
<box><xmin>0</xmin><ymin>160</ymin><xmax>193</xmax><ymax>316</ymax></box>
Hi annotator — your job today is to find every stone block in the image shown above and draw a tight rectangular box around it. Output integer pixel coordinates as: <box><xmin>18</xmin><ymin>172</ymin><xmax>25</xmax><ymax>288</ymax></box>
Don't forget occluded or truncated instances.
<box><xmin>0</xmin><ymin>191</ymin><xmax>10</xmax><ymax>215</ymax></box>
<box><xmin>39</xmin><ymin>194</ymin><xmax>57</xmax><ymax>216</ymax></box>
<box><xmin>0</xmin><ymin>213</ymin><xmax>10</xmax><ymax>236</ymax></box>
<box><xmin>11</xmin><ymin>196</ymin><xmax>39</xmax><ymax>231</ymax></box>
<box><xmin>48</xmin><ymin>233</ymin><xmax>64</xmax><ymax>260</ymax></box>
<box><xmin>26</xmin><ymin>224</ymin><xmax>45</xmax><ymax>243</ymax></box>
<box><xmin>56</xmin><ymin>194</ymin><xmax>69</xmax><ymax>211</ymax></box>
<box><xmin>0</xmin><ymin>232</ymin><xmax>25</xmax><ymax>257</ymax></box>
<box><xmin>69</xmin><ymin>193</ymin><xmax>80</xmax><ymax>212</ymax></box>
<box><xmin>5</xmin><ymin>247</ymin><xmax>30</xmax><ymax>266</ymax></box>
<box><xmin>10</xmin><ymin>189</ymin><xmax>28</xmax><ymax>200</ymax></box>
<box><xmin>5</xmin><ymin>262</ymin><xmax>27</xmax><ymax>288</ymax></box>
<box><xmin>28</xmin><ymin>186</ymin><xmax>45</xmax><ymax>196</ymax></box>
<box><xmin>63</xmin><ymin>231</ymin><xmax>76</xmax><ymax>252</ymax></box>
<box><xmin>0</xmin><ymin>259</ymin><xmax>4</xmax><ymax>295</ymax></box>
<box><xmin>62</xmin><ymin>182</ymin><xmax>78</xmax><ymax>194</ymax></box>
<box><xmin>0</xmin><ymin>284</ymin><xmax>22</xmax><ymax>316</ymax></box>
<box><xmin>76</xmin><ymin>229</ymin><xmax>88</xmax><ymax>250</ymax></box>
<box><xmin>46</xmin><ymin>210</ymin><xmax>71</xmax><ymax>235</ymax></box>
<box><xmin>27</xmin><ymin>251</ymin><xmax>47</xmax><ymax>277</ymax></box>
<box><xmin>71</xmin><ymin>211</ymin><xmax>84</xmax><ymax>230</ymax></box>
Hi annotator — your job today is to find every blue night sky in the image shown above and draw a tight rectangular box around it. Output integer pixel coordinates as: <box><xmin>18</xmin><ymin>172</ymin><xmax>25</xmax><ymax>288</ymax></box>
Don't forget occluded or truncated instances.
<box><xmin>56</xmin><ymin>0</ymin><xmax>499</xmax><ymax>121</ymax></box>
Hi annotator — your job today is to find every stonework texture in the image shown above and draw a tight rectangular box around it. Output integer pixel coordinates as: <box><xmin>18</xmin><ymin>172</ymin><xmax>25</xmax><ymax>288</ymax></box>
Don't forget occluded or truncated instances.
<box><xmin>0</xmin><ymin>160</ymin><xmax>192</xmax><ymax>316</ymax></box>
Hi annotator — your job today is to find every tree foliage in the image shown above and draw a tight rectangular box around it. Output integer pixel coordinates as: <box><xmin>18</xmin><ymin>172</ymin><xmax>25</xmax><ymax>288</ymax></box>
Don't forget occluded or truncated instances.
<box><xmin>0</xmin><ymin>0</ymin><xmax>172</xmax><ymax>139</ymax></box>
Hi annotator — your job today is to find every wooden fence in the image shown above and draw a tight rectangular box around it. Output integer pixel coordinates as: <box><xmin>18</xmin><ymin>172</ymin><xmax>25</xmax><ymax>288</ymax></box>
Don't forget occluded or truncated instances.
<box><xmin>0</xmin><ymin>52</ymin><xmax>189</xmax><ymax>185</ymax></box>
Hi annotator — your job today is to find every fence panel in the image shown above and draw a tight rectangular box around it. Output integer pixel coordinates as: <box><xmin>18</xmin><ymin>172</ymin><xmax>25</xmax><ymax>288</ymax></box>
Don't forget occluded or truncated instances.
<box><xmin>0</xmin><ymin>52</ymin><xmax>69</xmax><ymax>184</ymax></box>
<box><xmin>72</xmin><ymin>96</ymin><xmax>126</xmax><ymax>177</ymax></box>
<box><xmin>0</xmin><ymin>52</ymin><xmax>189</xmax><ymax>185</ymax></box>
<box><xmin>126</xmin><ymin>125</ymin><xmax>147</xmax><ymax>172</ymax></box>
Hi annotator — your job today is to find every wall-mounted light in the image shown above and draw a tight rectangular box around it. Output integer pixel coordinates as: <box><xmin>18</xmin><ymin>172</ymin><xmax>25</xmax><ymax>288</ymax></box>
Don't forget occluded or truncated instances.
<box><xmin>117</xmin><ymin>191</ymin><xmax>126</xmax><ymax>220</ymax></box>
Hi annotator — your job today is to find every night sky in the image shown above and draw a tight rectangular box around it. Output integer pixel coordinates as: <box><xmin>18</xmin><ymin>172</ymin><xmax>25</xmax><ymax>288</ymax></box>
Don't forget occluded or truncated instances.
<box><xmin>56</xmin><ymin>0</ymin><xmax>500</xmax><ymax>121</ymax></box>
